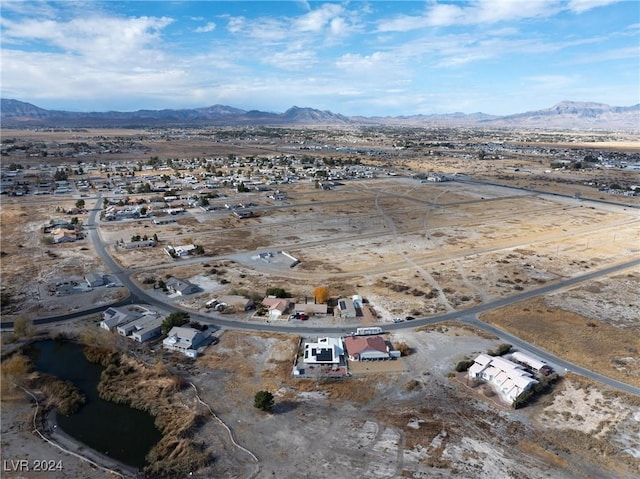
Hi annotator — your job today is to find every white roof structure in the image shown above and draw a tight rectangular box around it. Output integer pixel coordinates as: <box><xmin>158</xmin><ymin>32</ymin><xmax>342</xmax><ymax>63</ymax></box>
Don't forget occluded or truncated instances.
<box><xmin>510</xmin><ymin>352</ymin><xmax>547</xmax><ymax>371</ymax></box>
<box><xmin>303</xmin><ymin>337</ymin><xmax>343</xmax><ymax>364</ymax></box>
<box><xmin>468</xmin><ymin>353</ymin><xmax>538</xmax><ymax>403</ymax></box>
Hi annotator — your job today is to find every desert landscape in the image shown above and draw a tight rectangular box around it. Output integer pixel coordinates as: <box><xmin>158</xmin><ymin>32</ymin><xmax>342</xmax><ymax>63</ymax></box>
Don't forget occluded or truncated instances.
<box><xmin>1</xmin><ymin>125</ymin><xmax>639</xmax><ymax>479</ymax></box>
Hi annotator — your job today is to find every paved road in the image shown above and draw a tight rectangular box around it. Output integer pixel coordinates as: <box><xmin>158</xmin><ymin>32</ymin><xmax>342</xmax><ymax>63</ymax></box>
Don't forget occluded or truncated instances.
<box><xmin>4</xmin><ymin>194</ymin><xmax>639</xmax><ymax>396</ymax></box>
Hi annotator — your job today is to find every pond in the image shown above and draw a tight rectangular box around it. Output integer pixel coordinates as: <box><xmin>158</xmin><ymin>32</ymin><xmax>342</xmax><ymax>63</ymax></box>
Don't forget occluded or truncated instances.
<box><xmin>28</xmin><ymin>340</ymin><xmax>162</xmax><ymax>469</ymax></box>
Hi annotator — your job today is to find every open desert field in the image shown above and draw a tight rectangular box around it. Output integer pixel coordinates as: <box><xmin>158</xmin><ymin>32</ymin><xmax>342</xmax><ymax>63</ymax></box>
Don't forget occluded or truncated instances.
<box><xmin>1</xmin><ymin>127</ymin><xmax>639</xmax><ymax>478</ymax></box>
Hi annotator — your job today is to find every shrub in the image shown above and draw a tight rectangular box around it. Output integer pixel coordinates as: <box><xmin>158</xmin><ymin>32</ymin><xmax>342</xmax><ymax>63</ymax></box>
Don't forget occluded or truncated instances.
<box><xmin>266</xmin><ymin>287</ymin><xmax>289</xmax><ymax>298</ymax></box>
<box><xmin>254</xmin><ymin>390</ymin><xmax>274</xmax><ymax>412</ymax></box>
<box><xmin>455</xmin><ymin>360</ymin><xmax>475</xmax><ymax>372</ymax></box>
<box><xmin>488</xmin><ymin>343</ymin><xmax>512</xmax><ymax>356</ymax></box>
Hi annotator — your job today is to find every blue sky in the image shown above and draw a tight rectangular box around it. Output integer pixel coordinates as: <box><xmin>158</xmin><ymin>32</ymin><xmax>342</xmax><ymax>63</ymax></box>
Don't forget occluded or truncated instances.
<box><xmin>1</xmin><ymin>1</ymin><xmax>638</xmax><ymax>115</ymax></box>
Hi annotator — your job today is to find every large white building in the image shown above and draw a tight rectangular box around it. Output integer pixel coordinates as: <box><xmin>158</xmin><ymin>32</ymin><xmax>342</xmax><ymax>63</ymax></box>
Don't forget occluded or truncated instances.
<box><xmin>303</xmin><ymin>337</ymin><xmax>344</xmax><ymax>364</ymax></box>
<box><xmin>468</xmin><ymin>353</ymin><xmax>538</xmax><ymax>403</ymax></box>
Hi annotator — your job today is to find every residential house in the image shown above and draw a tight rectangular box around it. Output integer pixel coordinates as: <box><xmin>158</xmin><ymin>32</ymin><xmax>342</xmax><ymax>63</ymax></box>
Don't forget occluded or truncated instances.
<box><xmin>216</xmin><ymin>295</ymin><xmax>254</xmax><ymax>312</ymax></box>
<box><xmin>119</xmin><ymin>239</ymin><xmax>156</xmax><ymax>249</ymax></box>
<box><xmin>174</xmin><ymin>244</ymin><xmax>197</xmax><ymax>256</ymax></box>
<box><xmin>165</xmin><ymin>277</ymin><xmax>199</xmax><ymax>296</ymax></box>
<box><xmin>100</xmin><ymin>306</ymin><xmax>143</xmax><ymax>331</ymax></box>
<box><xmin>52</xmin><ymin>228</ymin><xmax>77</xmax><ymax>244</ymax></box>
<box><xmin>163</xmin><ymin>326</ymin><xmax>208</xmax><ymax>358</ymax></box>
<box><xmin>344</xmin><ymin>335</ymin><xmax>390</xmax><ymax>361</ymax></box>
<box><xmin>116</xmin><ymin>315</ymin><xmax>163</xmax><ymax>343</ymax></box>
<box><xmin>293</xmin><ymin>303</ymin><xmax>328</xmax><ymax>316</ymax></box>
<box><xmin>335</xmin><ymin>297</ymin><xmax>357</xmax><ymax>318</ymax></box>
<box><xmin>261</xmin><ymin>297</ymin><xmax>290</xmax><ymax>321</ymax></box>
<box><xmin>85</xmin><ymin>273</ymin><xmax>106</xmax><ymax>288</ymax></box>
<box><xmin>468</xmin><ymin>353</ymin><xmax>538</xmax><ymax>403</ymax></box>
<box><xmin>303</xmin><ymin>337</ymin><xmax>344</xmax><ymax>364</ymax></box>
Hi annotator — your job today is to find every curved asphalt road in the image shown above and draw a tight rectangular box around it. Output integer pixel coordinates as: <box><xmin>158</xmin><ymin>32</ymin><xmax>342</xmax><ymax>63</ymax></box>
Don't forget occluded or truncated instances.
<box><xmin>4</xmin><ymin>194</ymin><xmax>639</xmax><ymax>396</ymax></box>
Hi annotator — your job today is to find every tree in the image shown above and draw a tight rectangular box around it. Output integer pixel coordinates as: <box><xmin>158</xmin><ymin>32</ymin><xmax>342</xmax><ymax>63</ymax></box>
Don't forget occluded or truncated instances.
<box><xmin>75</xmin><ymin>198</ymin><xmax>86</xmax><ymax>210</ymax></box>
<box><xmin>161</xmin><ymin>312</ymin><xmax>190</xmax><ymax>334</ymax></box>
<box><xmin>313</xmin><ymin>286</ymin><xmax>329</xmax><ymax>304</ymax></box>
<box><xmin>266</xmin><ymin>287</ymin><xmax>289</xmax><ymax>298</ymax></box>
<box><xmin>254</xmin><ymin>390</ymin><xmax>274</xmax><ymax>412</ymax></box>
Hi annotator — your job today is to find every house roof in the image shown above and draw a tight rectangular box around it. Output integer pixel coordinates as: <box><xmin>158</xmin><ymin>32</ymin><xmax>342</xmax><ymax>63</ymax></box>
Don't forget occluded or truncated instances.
<box><xmin>344</xmin><ymin>335</ymin><xmax>388</xmax><ymax>356</ymax></box>
<box><xmin>101</xmin><ymin>306</ymin><xmax>142</xmax><ymax>329</ymax></box>
<box><xmin>166</xmin><ymin>277</ymin><xmax>196</xmax><ymax>293</ymax></box>
<box><xmin>294</xmin><ymin>303</ymin><xmax>328</xmax><ymax>314</ymax></box>
<box><xmin>468</xmin><ymin>353</ymin><xmax>538</xmax><ymax>401</ymax></box>
<box><xmin>510</xmin><ymin>351</ymin><xmax>547</xmax><ymax>371</ymax></box>
<box><xmin>262</xmin><ymin>297</ymin><xmax>289</xmax><ymax>312</ymax></box>
<box><xmin>303</xmin><ymin>337</ymin><xmax>343</xmax><ymax>364</ymax></box>
<box><xmin>167</xmin><ymin>326</ymin><xmax>202</xmax><ymax>341</ymax></box>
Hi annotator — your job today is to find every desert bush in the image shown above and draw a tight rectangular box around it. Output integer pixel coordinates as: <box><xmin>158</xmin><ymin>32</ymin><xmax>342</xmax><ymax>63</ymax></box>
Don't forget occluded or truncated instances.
<box><xmin>455</xmin><ymin>359</ymin><xmax>475</xmax><ymax>372</ymax></box>
<box><xmin>394</xmin><ymin>342</ymin><xmax>412</xmax><ymax>356</ymax></box>
<box><xmin>488</xmin><ymin>343</ymin><xmax>512</xmax><ymax>356</ymax></box>
<box><xmin>403</xmin><ymin>379</ymin><xmax>422</xmax><ymax>392</ymax></box>
<box><xmin>41</xmin><ymin>378</ymin><xmax>86</xmax><ymax>416</ymax></box>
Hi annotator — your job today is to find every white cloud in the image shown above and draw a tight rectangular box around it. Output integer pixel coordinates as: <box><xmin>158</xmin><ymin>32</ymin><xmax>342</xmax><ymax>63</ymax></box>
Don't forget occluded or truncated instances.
<box><xmin>378</xmin><ymin>0</ymin><xmax>562</xmax><ymax>31</ymax></box>
<box><xmin>2</xmin><ymin>15</ymin><xmax>173</xmax><ymax>65</ymax></box>
<box><xmin>568</xmin><ymin>0</ymin><xmax>622</xmax><ymax>14</ymax></box>
<box><xmin>293</xmin><ymin>3</ymin><xmax>344</xmax><ymax>32</ymax></box>
<box><xmin>195</xmin><ymin>22</ymin><xmax>216</xmax><ymax>33</ymax></box>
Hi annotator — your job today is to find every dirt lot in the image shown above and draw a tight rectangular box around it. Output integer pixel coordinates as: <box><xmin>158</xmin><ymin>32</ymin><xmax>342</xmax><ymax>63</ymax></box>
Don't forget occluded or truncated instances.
<box><xmin>1</xmin><ymin>128</ymin><xmax>639</xmax><ymax>478</ymax></box>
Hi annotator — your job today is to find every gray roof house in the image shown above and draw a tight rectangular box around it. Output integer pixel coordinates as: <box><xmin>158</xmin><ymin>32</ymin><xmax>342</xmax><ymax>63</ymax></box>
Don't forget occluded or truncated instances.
<box><xmin>117</xmin><ymin>315</ymin><xmax>163</xmax><ymax>343</ymax></box>
<box><xmin>100</xmin><ymin>306</ymin><xmax>143</xmax><ymax>331</ymax></box>
<box><xmin>86</xmin><ymin>273</ymin><xmax>106</xmax><ymax>288</ymax></box>
<box><xmin>163</xmin><ymin>326</ymin><xmax>208</xmax><ymax>358</ymax></box>
<box><xmin>165</xmin><ymin>277</ymin><xmax>199</xmax><ymax>296</ymax></box>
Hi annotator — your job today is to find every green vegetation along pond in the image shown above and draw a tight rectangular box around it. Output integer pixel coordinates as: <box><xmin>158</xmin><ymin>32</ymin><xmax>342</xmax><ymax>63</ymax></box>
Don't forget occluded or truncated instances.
<box><xmin>28</xmin><ymin>340</ymin><xmax>162</xmax><ymax>469</ymax></box>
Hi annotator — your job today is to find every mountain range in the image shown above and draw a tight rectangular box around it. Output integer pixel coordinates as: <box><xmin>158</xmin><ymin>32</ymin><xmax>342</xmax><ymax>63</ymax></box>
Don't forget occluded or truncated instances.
<box><xmin>1</xmin><ymin>98</ymin><xmax>638</xmax><ymax>131</ymax></box>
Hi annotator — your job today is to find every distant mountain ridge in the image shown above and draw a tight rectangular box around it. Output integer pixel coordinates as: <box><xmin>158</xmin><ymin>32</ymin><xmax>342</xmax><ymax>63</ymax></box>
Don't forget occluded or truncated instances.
<box><xmin>1</xmin><ymin>98</ymin><xmax>638</xmax><ymax>131</ymax></box>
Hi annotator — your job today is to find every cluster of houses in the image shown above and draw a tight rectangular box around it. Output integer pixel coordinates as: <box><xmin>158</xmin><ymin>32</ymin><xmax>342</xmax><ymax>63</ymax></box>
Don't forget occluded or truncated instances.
<box><xmin>99</xmin><ymin>305</ymin><xmax>209</xmax><ymax>358</ymax></box>
<box><xmin>260</xmin><ymin>294</ymin><xmax>362</xmax><ymax>322</ymax></box>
